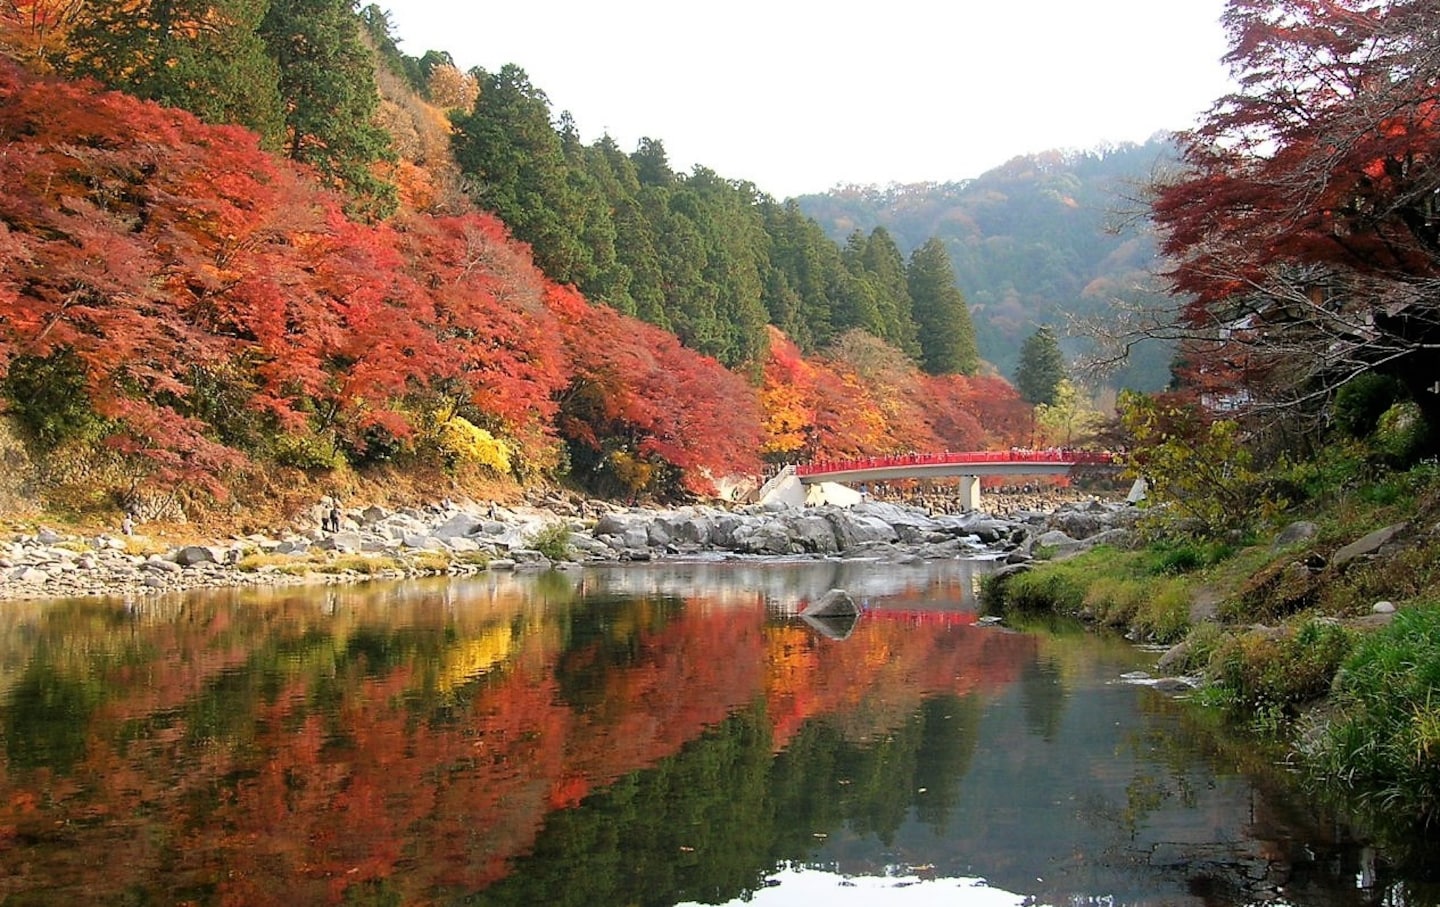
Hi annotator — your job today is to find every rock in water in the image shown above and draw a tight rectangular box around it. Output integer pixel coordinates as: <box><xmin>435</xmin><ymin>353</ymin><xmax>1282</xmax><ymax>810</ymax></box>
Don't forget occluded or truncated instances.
<box><xmin>802</xmin><ymin>588</ymin><xmax>858</xmax><ymax>618</ymax></box>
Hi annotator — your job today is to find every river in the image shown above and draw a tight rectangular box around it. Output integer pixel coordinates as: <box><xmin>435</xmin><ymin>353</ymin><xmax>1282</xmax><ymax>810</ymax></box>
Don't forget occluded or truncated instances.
<box><xmin>0</xmin><ymin>558</ymin><xmax>1432</xmax><ymax>905</ymax></box>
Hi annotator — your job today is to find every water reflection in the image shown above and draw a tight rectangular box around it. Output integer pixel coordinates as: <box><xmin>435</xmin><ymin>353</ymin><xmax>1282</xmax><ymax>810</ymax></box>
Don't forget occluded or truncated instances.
<box><xmin>0</xmin><ymin>561</ymin><xmax>1426</xmax><ymax>905</ymax></box>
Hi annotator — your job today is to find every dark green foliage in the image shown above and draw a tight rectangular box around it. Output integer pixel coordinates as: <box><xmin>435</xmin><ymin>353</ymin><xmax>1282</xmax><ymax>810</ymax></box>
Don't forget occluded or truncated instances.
<box><xmin>66</xmin><ymin>0</ymin><xmax>285</xmax><ymax>145</ymax></box>
<box><xmin>5</xmin><ymin>661</ymin><xmax>104</xmax><ymax>773</ymax></box>
<box><xmin>760</xmin><ymin>199</ymin><xmax>848</xmax><ymax>352</ymax></box>
<box><xmin>1334</xmin><ymin>373</ymin><xmax>1408</xmax><ymax>439</ymax></box>
<box><xmin>524</xmin><ymin>523</ymin><xmax>573</xmax><ymax>561</ymax></box>
<box><xmin>458</xmin><ymin>696</ymin><xmax>977</xmax><ymax>906</ymax></box>
<box><xmin>838</xmin><ymin>227</ymin><xmax>921</xmax><ymax>357</ymax></box>
<box><xmin>1</xmin><ymin>351</ymin><xmax>111</xmax><ymax>450</ymax></box>
<box><xmin>659</xmin><ymin>168</ymin><xmax>771</xmax><ymax>366</ymax></box>
<box><xmin>836</xmin><ymin>231</ymin><xmax>887</xmax><ymax>336</ymax></box>
<box><xmin>261</xmin><ymin>0</ymin><xmax>396</xmax><ymax>217</ymax></box>
<box><xmin>860</xmin><ymin>226</ymin><xmax>921</xmax><ymax>357</ymax></box>
<box><xmin>986</xmin><ymin>563</ymin><xmax>1088</xmax><ymax>615</ymax></box>
<box><xmin>907</xmin><ymin>238</ymin><xmax>979</xmax><ymax>375</ymax></box>
<box><xmin>1015</xmin><ymin>325</ymin><xmax>1066</xmax><ymax>405</ymax></box>
<box><xmin>1373</xmin><ymin>402</ymin><xmax>1432</xmax><ymax>467</ymax></box>
<box><xmin>179</xmin><ymin>364</ymin><xmax>271</xmax><ymax>453</ymax></box>
<box><xmin>452</xmin><ymin>65</ymin><xmax>597</xmax><ymax>288</ymax></box>
<box><xmin>444</xmin><ymin>66</ymin><xmax>970</xmax><ymax>372</ymax></box>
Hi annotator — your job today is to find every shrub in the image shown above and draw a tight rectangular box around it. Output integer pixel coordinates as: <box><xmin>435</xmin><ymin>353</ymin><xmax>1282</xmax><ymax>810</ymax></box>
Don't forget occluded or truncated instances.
<box><xmin>1134</xmin><ymin>579</ymin><xmax>1192</xmax><ymax>644</ymax></box>
<box><xmin>1119</xmin><ymin>391</ymin><xmax>1279</xmax><ymax>539</ymax></box>
<box><xmin>1</xmin><ymin>351</ymin><xmax>111</xmax><ymax>451</ymax></box>
<box><xmin>994</xmin><ymin>564</ymin><xmax>1088</xmax><ymax>615</ymax></box>
<box><xmin>1209</xmin><ymin>618</ymin><xmax>1352</xmax><ymax>720</ymax></box>
<box><xmin>326</xmin><ymin>554</ymin><xmax>402</xmax><ymax>575</ymax></box>
<box><xmin>407</xmin><ymin>550</ymin><xmax>453</xmax><ymax>573</ymax></box>
<box><xmin>1374</xmin><ymin>402</ymin><xmax>1430</xmax><ymax>467</ymax></box>
<box><xmin>1144</xmin><ymin>539</ymin><xmax>1235</xmax><ymax>575</ymax></box>
<box><xmin>432</xmin><ymin>413</ymin><xmax>512</xmax><ymax>474</ymax></box>
<box><xmin>1270</xmin><ymin>442</ymin><xmax>1368</xmax><ymax>503</ymax></box>
<box><xmin>1333</xmin><ymin>373</ymin><xmax>1406</xmax><ymax>439</ymax></box>
<box><xmin>1172</xmin><ymin>622</ymin><xmax>1227</xmax><ymax>675</ymax></box>
<box><xmin>524</xmin><ymin>522</ymin><xmax>572</xmax><ymax>561</ymax></box>
<box><xmin>1081</xmin><ymin>575</ymin><xmax>1142</xmax><ymax>627</ymax></box>
<box><xmin>272</xmin><ymin>432</ymin><xmax>346</xmax><ymax>470</ymax></box>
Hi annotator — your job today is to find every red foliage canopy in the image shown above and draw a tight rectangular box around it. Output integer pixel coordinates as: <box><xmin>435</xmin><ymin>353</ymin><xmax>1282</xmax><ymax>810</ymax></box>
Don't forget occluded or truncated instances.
<box><xmin>547</xmin><ymin>285</ymin><xmax>762</xmax><ymax>493</ymax></box>
<box><xmin>1150</xmin><ymin>0</ymin><xmax>1440</xmax><ymax>416</ymax></box>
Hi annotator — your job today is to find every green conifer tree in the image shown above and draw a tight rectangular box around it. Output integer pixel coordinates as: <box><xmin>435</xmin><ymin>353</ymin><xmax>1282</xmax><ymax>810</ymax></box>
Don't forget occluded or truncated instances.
<box><xmin>907</xmin><ymin>238</ymin><xmax>979</xmax><ymax>375</ymax></box>
<box><xmin>861</xmin><ymin>227</ymin><xmax>920</xmax><ymax>358</ymax></box>
<box><xmin>1015</xmin><ymin>325</ymin><xmax>1067</xmax><ymax>405</ymax></box>
<box><xmin>451</xmin><ymin>64</ymin><xmax>591</xmax><ymax>282</ymax></box>
<box><xmin>68</xmin><ymin>0</ymin><xmax>285</xmax><ymax>145</ymax></box>
<box><xmin>261</xmin><ymin>0</ymin><xmax>396</xmax><ymax>217</ymax></box>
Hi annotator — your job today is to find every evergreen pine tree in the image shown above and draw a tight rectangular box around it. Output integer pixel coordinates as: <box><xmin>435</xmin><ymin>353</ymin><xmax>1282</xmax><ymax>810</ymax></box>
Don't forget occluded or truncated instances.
<box><xmin>1015</xmin><ymin>325</ymin><xmax>1067</xmax><ymax>405</ymax></box>
<box><xmin>451</xmin><ymin>64</ymin><xmax>591</xmax><ymax>282</ymax></box>
<box><xmin>261</xmin><ymin>0</ymin><xmax>396</xmax><ymax>217</ymax></box>
<box><xmin>861</xmin><ymin>227</ymin><xmax>920</xmax><ymax>358</ymax></box>
<box><xmin>68</xmin><ymin>0</ymin><xmax>285</xmax><ymax>145</ymax></box>
<box><xmin>838</xmin><ymin>231</ymin><xmax>885</xmax><ymax>337</ymax></box>
<box><xmin>907</xmin><ymin>238</ymin><xmax>979</xmax><ymax>375</ymax></box>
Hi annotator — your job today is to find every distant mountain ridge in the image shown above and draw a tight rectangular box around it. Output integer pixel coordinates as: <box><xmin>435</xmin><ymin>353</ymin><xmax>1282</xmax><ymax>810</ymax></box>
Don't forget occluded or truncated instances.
<box><xmin>795</xmin><ymin>139</ymin><xmax>1178</xmax><ymax>390</ymax></box>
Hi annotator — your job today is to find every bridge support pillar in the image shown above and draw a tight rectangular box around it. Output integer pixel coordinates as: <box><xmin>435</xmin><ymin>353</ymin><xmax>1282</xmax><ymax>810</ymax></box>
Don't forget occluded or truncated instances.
<box><xmin>958</xmin><ymin>475</ymin><xmax>981</xmax><ymax>511</ymax></box>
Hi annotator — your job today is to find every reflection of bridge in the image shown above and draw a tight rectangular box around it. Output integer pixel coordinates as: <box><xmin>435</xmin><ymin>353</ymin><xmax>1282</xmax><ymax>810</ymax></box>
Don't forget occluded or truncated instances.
<box><xmin>760</xmin><ymin>450</ymin><xmax>1120</xmax><ymax>510</ymax></box>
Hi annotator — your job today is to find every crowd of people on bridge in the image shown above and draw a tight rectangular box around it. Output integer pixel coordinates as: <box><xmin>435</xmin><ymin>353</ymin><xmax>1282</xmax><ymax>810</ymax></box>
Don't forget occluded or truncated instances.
<box><xmin>791</xmin><ymin>447</ymin><xmax>1120</xmax><ymax>477</ymax></box>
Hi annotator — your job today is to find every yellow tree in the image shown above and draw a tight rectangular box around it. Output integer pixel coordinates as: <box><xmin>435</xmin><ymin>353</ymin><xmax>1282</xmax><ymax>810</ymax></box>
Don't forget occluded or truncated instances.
<box><xmin>0</xmin><ymin>0</ymin><xmax>87</xmax><ymax>70</ymax></box>
<box><xmin>1033</xmin><ymin>379</ymin><xmax>1102</xmax><ymax>448</ymax></box>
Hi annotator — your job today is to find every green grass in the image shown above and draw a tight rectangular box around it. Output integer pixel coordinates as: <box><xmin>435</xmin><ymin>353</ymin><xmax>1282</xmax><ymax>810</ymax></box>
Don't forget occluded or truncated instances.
<box><xmin>987</xmin><ymin>545</ymin><xmax>1200</xmax><ymax>644</ymax></box>
<box><xmin>1208</xmin><ymin>617</ymin><xmax>1353</xmax><ymax>721</ymax></box>
<box><xmin>1304</xmin><ymin>601</ymin><xmax>1440</xmax><ymax>827</ymax></box>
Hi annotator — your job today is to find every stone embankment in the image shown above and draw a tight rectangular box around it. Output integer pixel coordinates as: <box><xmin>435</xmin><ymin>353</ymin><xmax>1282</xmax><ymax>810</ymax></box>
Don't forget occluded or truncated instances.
<box><xmin>0</xmin><ymin>495</ymin><xmax>1140</xmax><ymax>602</ymax></box>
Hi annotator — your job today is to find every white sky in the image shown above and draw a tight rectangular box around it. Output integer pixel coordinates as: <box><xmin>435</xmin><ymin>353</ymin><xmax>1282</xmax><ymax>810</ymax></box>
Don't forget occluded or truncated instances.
<box><xmin>377</xmin><ymin>0</ymin><xmax>1235</xmax><ymax>199</ymax></box>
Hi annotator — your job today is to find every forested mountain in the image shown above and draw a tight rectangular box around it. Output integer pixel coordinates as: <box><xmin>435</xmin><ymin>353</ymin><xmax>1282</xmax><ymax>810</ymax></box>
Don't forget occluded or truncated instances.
<box><xmin>796</xmin><ymin>141</ymin><xmax>1178</xmax><ymax>391</ymax></box>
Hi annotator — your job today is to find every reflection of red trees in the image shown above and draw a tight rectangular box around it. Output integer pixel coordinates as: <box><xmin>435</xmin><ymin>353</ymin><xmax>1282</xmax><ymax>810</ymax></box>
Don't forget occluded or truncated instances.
<box><xmin>0</xmin><ymin>590</ymin><xmax>1033</xmax><ymax>904</ymax></box>
<box><xmin>764</xmin><ymin>612</ymin><xmax>1030</xmax><ymax>750</ymax></box>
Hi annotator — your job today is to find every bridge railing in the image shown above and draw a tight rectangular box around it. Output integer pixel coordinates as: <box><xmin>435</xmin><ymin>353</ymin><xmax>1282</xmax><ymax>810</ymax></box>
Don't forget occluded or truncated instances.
<box><xmin>795</xmin><ymin>449</ymin><xmax>1118</xmax><ymax>477</ymax></box>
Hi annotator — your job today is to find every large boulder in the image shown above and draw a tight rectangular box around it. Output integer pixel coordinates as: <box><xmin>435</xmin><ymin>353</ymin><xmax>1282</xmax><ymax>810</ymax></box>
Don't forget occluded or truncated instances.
<box><xmin>782</xmin><ymin>513</ymin><xmax>840</xmax><ymax>554</ymax></box>
<box><xmin>593</xmin><ymin>512</ymin><xmax>635</xmax><ymax>537</ymax></box>
<box><xmin>174</xmin><ymin>545</ymin><xmax>221</xmax><ymax>567</ymax></box>
<box><xmin>802</xmin><ymin>589</ymin><xmax>858</xmax><ymax>618</ymax></box>
<box><xmin>1047</xmin><ymin>509</ymin><xmax>1105</xmax><ymax>540</ymax></box>
<box><xmin>646</xmin><ymin>521</ymin><xmax>673</xmax><ymax>547</ymax></box>
<box><xmin>733</xmin><ymin>520</ymin><xmax>796</xmax><ymax>555</ymax></box>
<box><xmin>360</xmin><ymin>505</ymin><xmax>390</xmax><ymax>524</ymax></box>
<box><xmin>432</xmin><ymin>512</ymin><xmax>484</xmax><ymax>540</ymax></box>
<box><xmin>826</xmin><ymin>510</ymin><xmax>898</xmax><ymax>550</ymax></box>
<box><xmin>658</xmin><ymin>514</ymin><xmax>712</xmax><ymax>547</ymax></box>
<box><xmin>1332</xmin><ymin>523</ymin><xmax>1407</xmax><ymax>568</ymax></box>
<box><xmin>315</xmin><ymin>531</ymin><xmax>364</xmax><ymax>553</ymax></box>
<box><xmin>1272</xmin><ymin>520</ymin><xmax>1319</xmax><ymax>549</ymax></box>
<box><xmin>1034</xmin><ymin>529</ymin><xmax>1083</xmax><ymax>552</ymax></box>
<box><xmin>708</xmin><ymin>513</ymin><xmax>745</xmax><ymax>550</ymax></box>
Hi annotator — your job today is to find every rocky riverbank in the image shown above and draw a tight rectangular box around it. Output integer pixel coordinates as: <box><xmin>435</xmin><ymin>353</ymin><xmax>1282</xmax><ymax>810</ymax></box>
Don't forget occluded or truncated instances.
<box><xmin>0</xmin><ymin>494</ymin><xmax>1139</xmax><ymax>602</ymax></box>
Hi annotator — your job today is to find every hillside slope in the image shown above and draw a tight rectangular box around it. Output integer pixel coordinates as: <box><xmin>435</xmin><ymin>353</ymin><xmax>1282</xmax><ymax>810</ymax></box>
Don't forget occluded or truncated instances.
<box><xmin>797</xmin><ymin>140</ymin><xmax>1178</xmax><ymax>390</ymax></box>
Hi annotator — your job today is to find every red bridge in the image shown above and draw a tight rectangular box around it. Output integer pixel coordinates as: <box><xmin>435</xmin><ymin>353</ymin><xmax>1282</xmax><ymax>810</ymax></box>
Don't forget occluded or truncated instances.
<box><xmin>759</xmin><ymin>450</ymin><xmax>1121</xmax><ymax>509</ymax></box>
